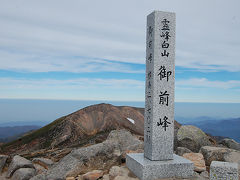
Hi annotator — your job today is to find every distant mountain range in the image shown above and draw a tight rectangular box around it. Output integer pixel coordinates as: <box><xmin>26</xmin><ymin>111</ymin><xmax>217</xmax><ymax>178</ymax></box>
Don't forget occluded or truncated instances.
<box><xmin>0</xmin><ymin>125</ymin><xmax>40</xmax><ymax>142</ymax></box>
<box><xmin>0</xmin><ymin>121</ymin><xmax>47</xmax><ymax>127</ymax></box>
<box><xmin>186</xmin><ymin>117</ymin><xmax>240</xmax><ymax>142</ymax></box>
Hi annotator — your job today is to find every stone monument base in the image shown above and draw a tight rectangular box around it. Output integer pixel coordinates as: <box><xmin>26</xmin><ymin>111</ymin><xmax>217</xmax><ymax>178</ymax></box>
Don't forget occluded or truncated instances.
<box><xmin>126</xmin><ymin>153</ymin><xmax>194</xmax><ymax>180</ymax></box>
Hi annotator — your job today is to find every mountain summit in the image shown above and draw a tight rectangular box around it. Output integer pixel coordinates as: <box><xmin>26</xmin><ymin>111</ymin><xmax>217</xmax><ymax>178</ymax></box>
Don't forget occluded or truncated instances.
<box><xmin>1</xmin><ymin>103</ymin><xmax>145</xmax><ymax>154</ymax></box>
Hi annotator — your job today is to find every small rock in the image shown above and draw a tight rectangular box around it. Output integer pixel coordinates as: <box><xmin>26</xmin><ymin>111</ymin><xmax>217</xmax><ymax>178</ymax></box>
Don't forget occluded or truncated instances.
<box><xmin>177</xmin><ymin>125</ymin><xmax>212</xmax><ymax>152</ymax></box>
<box><xmin>11</xmin><ymin>168</ymin><xmax>36</xmax><ymax>180</ymax></box>
<box><xmin>200</xmin><ymin>171</ymin><xmax>209</xmax><ymax>178</ymax></box>
<box><xmin>221</xmin><ymin>138</ymin><xmax>240</xmax><ymax>151</ymax></box>
<box><xmin>77</xmin><ymin>176</ymin><xmax>83</xmax><ymax>180</ymax></box>
<box><xmin>82</xmin><ymin>170</ymin><xmax>103</xmax><ymax>180</ymax></box>
<box><xmin>113</xmin><ymin>149</ymin><xmax>121</xmax><ymax>157</ymax></box>
<box><xmin>7</xmin><ymin>155</ymin><xmax>34</xmax><ymax>178</ymax></box>
<box><xmin>107</xmin><ymin>129</ymin><xmax>143</xmax><ymax>152</ymax></box>
<box><xmin>210</xmin><ymin>161</ymin><xmax>239</xmax><ymax>180</ymax></box>
<box><xmin>0</xmin><ymin>155</ymin><xmax>8</xmax><ymax>173</ymax></box>
<box><xmin>66</xmin><ymin>177</ymin><xmax>75</xmax><ymax>180</ymax></box>
<box><xmin>183</xmin><ymin>153</ymin><xmax>206</xmax><ymax>172</ymax></box>
<box><xmin>191</xmin><ymin>171</ymin><xmax>207</xmax><ymax>180</ymax></box>
<box><xmin>33</xmin><ymin>164</ymin><xmax>47</xmax><ymax>175</ymax></box>
<box><xmin>109</xmin><ymin>166</ymin><xmax>129</xmax><ymax>179</ymax></box>
<box><xmin>0</xmin><ymin>172</ymin><xmax>7</xmax><ymax>180</ymax></box>
<box><xmin>32</xmin><ymin>158</ymin><xmax>54</xmax><ymax>169</ymax></box>
<box><xmin>113</xmin><ymin>175</ymin><xmax>138</xmax><ymax>180</ymax></box>
<box><xmin>76</xmin><ymin>175</ymin><xmax>83</xmax><ymax>180</ymax></box>
<box><xmin>176</xmin><ymin>147</ymin><xmax>192</xmax><ymax>156</ymax></box>
<box><xmin>103</xmin><ymin>174</ymin><xmax>110</xmax><ymax>180</ymax></box>
<box><xmin>200</xmin><ymin>146</ymin><xmax>233</xmax><ymax>166</ymax></box>
<box><xmin>223</xmin><ymin>151</ymin><xmax>240</xmax><ymax>172</ymax></box>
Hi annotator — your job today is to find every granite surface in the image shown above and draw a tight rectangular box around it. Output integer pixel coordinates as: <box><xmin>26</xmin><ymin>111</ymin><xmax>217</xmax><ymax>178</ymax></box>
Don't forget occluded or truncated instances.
<box><xmin>210</xmin><ymin>161</ymin><xmax>238</xmax><ymax>180</ymax></box>
<box><xmin>144</xmin><ymin>10</ymin><xmax>176</xmax><ymax>161</ymax></box>
<box><xmin>126</xmin><ymin>153</ymin><xmax>194</xmax><ymax>180</ymax></box>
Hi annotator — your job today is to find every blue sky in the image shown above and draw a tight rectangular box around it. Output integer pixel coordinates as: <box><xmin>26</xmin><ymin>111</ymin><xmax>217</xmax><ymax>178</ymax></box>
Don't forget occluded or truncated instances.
<box><xmin>0</xmin><ymin>0</ymin><xmax>240</xmax><ymax>102</ymax></box>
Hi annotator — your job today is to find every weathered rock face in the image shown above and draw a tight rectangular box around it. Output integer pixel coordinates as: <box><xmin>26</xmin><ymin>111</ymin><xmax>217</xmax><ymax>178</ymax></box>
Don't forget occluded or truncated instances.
<box><xmin>30</xmin><ymin>129</ymin><xmax>143</xmax><ymax>180</ymax></box>
<box><xmin>200</xmin><ymin>146</ymin><xmax>234</xmax><ymax>166</ymax></box>
<box><xmin>114</xmin><ymin>176</ymin><xmax>138</xmax><ymax>180</ymax></box>
<box><xmin>66</xmin><ymin>177</ymin><xmax>75</xmax><ymax>180</ymax></box>
<box><xmin>109</xmin><ymin>166</ymin><xmax>130</xmax><ymax>179</ymax></box>
<box><xmin>223</xmin><ymin>151</ymin><xmax>240</xmax><ymax>172</ymax></box>
<box><xmin>11</xmin><ymin>168</ymin><xmax>36</xmax><ymax>180</ymax></box>
<box><xmin>173</xmin><ymin>121</ymin><xmax>182</xmax><ymax>151</ymax></box>
<box><xmin>33</xmin><ymin>164</ymin><xmax>47</xmax><ymax>175</ymax></box>
<box><xmin>190</xmin><ymin>172</ymin><xmax>208</xmax><ymax>180</ymax></box>
<box><xmin>221</xmin><ymin>138</ymin><xmax>240</xmax><ymax>151</ymax></box>
<box><xmin>7</xmin><ymin>155</ymin><xmax>34</xmax><ymax>178</ymax></box>
<box><xmin>82</xmin><ymin>170</ymin><xmax>103</xmax><ymax>180</ymax></box>
<box><xmin>107</xmin><ymin>129</ymin><xmax>143</xmax><ymax>152</ymax></box>
<box><xmin>0</xmin><ymin>155</ymin><xmax>8</xmax><ymax>173</ymax></box>
<box><xmin>109</xmin><ymin>165</ymin><xmax>138</xmax><ymax>180</ymax></box>
<box><xmin>103</xmin><ymin>174</ymin><xmax>110</xmax><ymax>180</ymax></box>
<box><xmin>176</xmin><ymin>147</ymin><xmax>192</xmax><ymax>156</ymax></box>
<box><xmin>200</xmin><ymin>171</ymin><xmax>209</xmax><ymax>179</ymax></box>
<box><xmin>30</xmin><ymin>142</ymin><xmax>118</xmax><ymax>180</ymax></box>
<box><xmin>182</xmin><ymin>153</ymin><xmax>206</xmax><ymax>172</ymax></box>
<box><xmin>177</xmin><ymin>125</ymin><xmax>212</xmax><ymax>152</ymax></box>
<box><xmin>210</xmin><ymin>161</ymin><xmax>239</xmax><ymax>180</ymax></box>
<box><xmin>32</xmin><ymin>158</ymin><xmax>53</xmax><ymax>169</ymax></box>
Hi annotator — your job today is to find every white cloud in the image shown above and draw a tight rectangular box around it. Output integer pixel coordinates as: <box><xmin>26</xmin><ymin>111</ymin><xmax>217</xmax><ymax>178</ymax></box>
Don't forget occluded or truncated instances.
<box><xmin>0</xmin><ymin>50</ymin><xmax>144</xmax><ymax>73</ymax></box>
<box><xmin>176</xmin><ymin>78</ymin><xmax>240</xmax><ymax>89</ymax></box>
<box><xmin>0</xmin><ymin>77</ymin><xmax>145</xmax><ymax>101</ymax></box>
<box><xmin>0</xmin><ymin>0</ymin><xmax>239</xmax><ymax>72</ymax></box>
<box><xmin>0</xmin><ymin>77</ymin><xmax>144</xmax><ymax>90</ymax></box>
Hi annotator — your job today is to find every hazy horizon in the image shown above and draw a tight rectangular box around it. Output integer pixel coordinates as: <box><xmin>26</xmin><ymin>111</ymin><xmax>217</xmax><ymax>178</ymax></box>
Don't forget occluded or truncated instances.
<box><xmin>1</xmin><ymin>98</ymin><xmax>240</xmax><ymax>127</ymax></box>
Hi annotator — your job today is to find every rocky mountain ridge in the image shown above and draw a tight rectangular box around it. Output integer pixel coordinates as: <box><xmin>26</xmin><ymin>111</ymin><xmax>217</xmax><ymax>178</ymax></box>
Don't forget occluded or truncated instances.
<box><xmin>0</xmin><ymin>103</ymin><xmax>239</xmax><ymax>180</ymax></box>
<box><xmin>0</xmin><ymin>103</ymin><xmax>146</xmax><ymax>154</ymax></box>
<box><xmin>0</xmin><ymin>128</ymin><xmax>239</xmax><ymax>180</ymax></box>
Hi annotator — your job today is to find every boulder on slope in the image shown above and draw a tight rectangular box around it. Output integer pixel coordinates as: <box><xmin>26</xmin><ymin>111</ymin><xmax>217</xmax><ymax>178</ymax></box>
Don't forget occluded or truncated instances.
<box><xmin>30</xmin><ymin>129</ymin><xmax>142</xmax><ymax>180</ymax></box>
<box><xmin>107</xmin><ymin>129</ymin><xmax>143</xmax><ymax>151</ymax></box>
<box><xmin>0</xmin><ymin>155</ymin><xmax>8</xmax><ymax>173</ymax></box>
<box><xmin>177</xmin><ymin>125</ymin><xmax>212</xmax><ymax>152</ymax></box>
<box><xmin>183</xmin><ymin>153</ymin><xmax>206</xmax><ymax>172</ymax></box>
<box><xmin>200</xmin><ymin>146</ymin><xmax>235</xmax><ymax>166</ymax></box>
<box><xmin>223</xmin><ymin>151</ymin><xmax>240</xmax><ymax>172</ymax></box>
<box><xmin>220</xmin><ymin>138</ymin><xmax>240</xmax><ymax>151</ymax></box>
<box><xmin>82</xmin><ymin>170</ymin><xmax>103</xmax><ymax>180</ymax></box>
<box><xmin>176</xmin><ymin>147</ymin><xmax>192</xmax><ymax>156</ymax></box>
<box><xmin>11</xmin><ymin>168</ymin><xmax>36</xmax><ymax>180</ymax></box>
<box><xmin>32</xmin><ymin>158</ymin><xmax>54</xmax><ymax>169</ymax></box>
<box><xmin>6</xmin><ymin>155</ymin><xmax>34</xmax><ymax>178</ymax></box>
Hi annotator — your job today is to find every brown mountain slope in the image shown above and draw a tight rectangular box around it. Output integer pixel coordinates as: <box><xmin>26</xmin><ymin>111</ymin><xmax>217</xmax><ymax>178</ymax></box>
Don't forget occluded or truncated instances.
<box><xmin>0</xmin><ymin>103</ymin><xmax>145</xmax><ymax>154</ymax></box>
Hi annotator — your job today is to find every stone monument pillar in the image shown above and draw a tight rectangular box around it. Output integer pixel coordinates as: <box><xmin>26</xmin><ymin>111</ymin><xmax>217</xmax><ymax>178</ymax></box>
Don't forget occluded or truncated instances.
<box><xmin>126</xmin><ymin>11</ymin><xmax>194</xmax><ymax>180</ymax></box>
<box><xmin>144</xmin><ymin>9</ymin><xmax>175</xmax><ymax>161</ymax></box>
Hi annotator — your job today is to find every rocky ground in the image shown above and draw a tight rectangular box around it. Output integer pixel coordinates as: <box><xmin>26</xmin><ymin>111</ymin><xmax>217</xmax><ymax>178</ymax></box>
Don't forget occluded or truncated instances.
<box><xmin>0</xmin><ymin>126</ymin><xmax>240</xmax><ymax>180</ymax></box>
